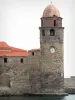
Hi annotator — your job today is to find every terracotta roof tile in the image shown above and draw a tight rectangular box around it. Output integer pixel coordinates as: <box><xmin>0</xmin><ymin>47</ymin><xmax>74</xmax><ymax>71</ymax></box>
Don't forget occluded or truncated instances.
<box><xmin>0</xmin><ymin>42</ymin><xmax>29</xmax><ymax>56</ymax></box>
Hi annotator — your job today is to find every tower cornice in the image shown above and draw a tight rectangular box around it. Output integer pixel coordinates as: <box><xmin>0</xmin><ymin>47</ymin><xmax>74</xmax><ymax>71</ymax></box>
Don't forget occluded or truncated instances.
<box><xmin>39</xmin><ymin>27</ymin><xmax>64</xmax><ymax>29</ymax></box>
<box><xmin>41</xmin><ymin>16</ymin><xmax>63</xmax><ymax>19</ymax></box>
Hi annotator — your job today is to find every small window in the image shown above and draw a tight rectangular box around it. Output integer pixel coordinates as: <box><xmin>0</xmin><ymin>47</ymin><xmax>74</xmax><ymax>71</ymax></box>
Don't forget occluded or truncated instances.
<box><xmin>50</xmin><ymin>29</ymin><xmax>55</xmax><ymax>36</ymax></box>
<box><xmin>54</xmin><ymin>20</ymin><xmax>56</xmax><ymax>26</ymax></box>
<box><xmin>4</xmin><ymin>58</ymin><xmax>7</xmax><ymax>63</ymax></box>
<box><xmin>21</xmin><ymin>58</ymin><xmax>23</xmax><ymax>63</ymax></box>
<box><xmin>42</xmin><ymin>30</ymin><xmax>45</xmax><ymax>36</ymax></box>
<box><xmin>32</xmin><ymin>52</ymin><xmax>34</xmax><ymax>56</ymax></box>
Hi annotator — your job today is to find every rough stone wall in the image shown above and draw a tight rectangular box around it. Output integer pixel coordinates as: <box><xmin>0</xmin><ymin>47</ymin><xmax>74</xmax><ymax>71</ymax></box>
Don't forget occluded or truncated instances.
<box><xmin>40</xmin><ymin>43</ymin><xmax>64</xmax><ymax>93</ymax></box>
<box><xmin>39</xmin><ymin>16</ymin><xmax>64</xmax><ymax>93</ymax></box>
<box><xmin>64</xmin><ymin>77</ymin><xmax>75</xmax><ymax>88</ymax></box>
<box><xmin>0</xmin><ymin>50</ymin><xmax>42</xmax><ymax>95</ymax></box>
<box><xmin>64</xmin><ymin>77</ymin><xmax>75</xmax><ymax>94</ymax></box>
<box><xmin>28</xmin><ymin>50</ymin><xmax>41</xmax><ymax>94</ymax></box>
<box><xmin>0</xmin><ymin>43</ymin><xmax>64</xmax><ymax>95</ymax></box>
<box><xmin>40</xmin><ymin>28</ymin><xmax>64</xmax><ymax>44</ymax></box>
<box><xmin>0</xmin><ymin>56</ymin><xmax>30</xmax><ymax>95</ymax></box>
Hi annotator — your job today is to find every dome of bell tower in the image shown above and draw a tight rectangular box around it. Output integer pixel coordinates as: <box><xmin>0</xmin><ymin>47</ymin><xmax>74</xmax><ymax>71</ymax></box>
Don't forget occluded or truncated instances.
<box><xmin>43</xmin><ymin>4</ymin><xmax>60</xmax><ymax>17</ymax></box>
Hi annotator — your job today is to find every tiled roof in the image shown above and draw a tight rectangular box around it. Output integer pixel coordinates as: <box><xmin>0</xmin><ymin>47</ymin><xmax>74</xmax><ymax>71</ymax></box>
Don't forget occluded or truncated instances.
<box><xmin>0</xmin><ymin>42</ymin><xmax>29</xmax><ymax>56</ymax></box>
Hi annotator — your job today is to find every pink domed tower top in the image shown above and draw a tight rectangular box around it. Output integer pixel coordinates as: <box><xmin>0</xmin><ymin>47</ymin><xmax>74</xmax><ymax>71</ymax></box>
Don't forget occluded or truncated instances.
<box><xmin>43</xmin><ymin>4</ymin><xmax>60</xmax><ymax>17</ymax></box>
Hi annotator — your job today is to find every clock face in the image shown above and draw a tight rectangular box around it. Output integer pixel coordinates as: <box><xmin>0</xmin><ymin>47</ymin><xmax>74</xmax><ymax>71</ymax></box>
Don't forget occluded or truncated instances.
<box><xmin>50</xmin><ymin>46</ymin><xmax>55</xmax><ymax>53</ymax></box>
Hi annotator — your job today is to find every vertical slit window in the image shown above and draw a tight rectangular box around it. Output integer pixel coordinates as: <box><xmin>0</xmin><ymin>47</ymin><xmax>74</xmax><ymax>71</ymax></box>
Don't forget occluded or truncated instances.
<box><xmin>21</xmin><ymin>58</ymin><xmax>23</xmax><ymax>63</ymax></box>
<box><xmin>32</xmin><ymin>52</ymin><xmax>34</xmax><ymax>56</ymax></box>
<box><xmin>54</xmin><ymin>20</ymin><xmax>56</xmax><ymax>26</ymax></box>
<box><xmin>4</xmin><ymin>58</ymin><xmax>7</xmax><ymax>63</ymax></box>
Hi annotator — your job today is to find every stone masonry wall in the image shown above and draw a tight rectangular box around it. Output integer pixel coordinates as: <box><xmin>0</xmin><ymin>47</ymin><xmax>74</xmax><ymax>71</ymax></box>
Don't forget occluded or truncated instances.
<box><xmin>40</xmin><ymin>42</ymin><xmax>64</xmax><ymax>93</ymax></box>
<box><xmin>28</xmin><ymin>50</ymin><xmax>41</xmax><ymax>94</ymax></box>
<box><xmin>41</xmin><ymin>17</ymin><xmax>62</xmax><ymax>27</ymax></box>
<box><xmin>39</xmin><ymin>16</ymin><xmax>64</xmax><ymax>93</ymax></box>
<box><xmin>0</xmin><ymin>56</ymin><xmax>30</xmax><ymax>95</ymax></box>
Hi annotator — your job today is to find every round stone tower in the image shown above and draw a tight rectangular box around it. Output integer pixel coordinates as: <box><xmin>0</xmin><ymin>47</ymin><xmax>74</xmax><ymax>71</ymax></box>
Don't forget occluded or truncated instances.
<box><xmin>39</xmin><ymin>4</ymin><xmax>65</xmax><ymax>94</ymax></box>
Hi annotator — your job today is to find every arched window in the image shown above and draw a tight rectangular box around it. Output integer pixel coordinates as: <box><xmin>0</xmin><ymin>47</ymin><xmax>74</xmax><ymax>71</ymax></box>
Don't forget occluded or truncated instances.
<box><xmin>50</xmin><ymin>29</ymin><xmax>55</xmax><ymax>36</ymax></box>
<box><xmin>42</xmin><ymin>30</ymin><xmax>45</xmax><ymax>36</ymax></box>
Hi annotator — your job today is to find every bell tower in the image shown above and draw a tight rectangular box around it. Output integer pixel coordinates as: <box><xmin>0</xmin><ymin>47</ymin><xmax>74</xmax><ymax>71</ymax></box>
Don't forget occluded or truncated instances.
<box><xmin>39</xmin><ymin>4</ymin><xmax>64</xmax><ymax>93</ymax></box>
